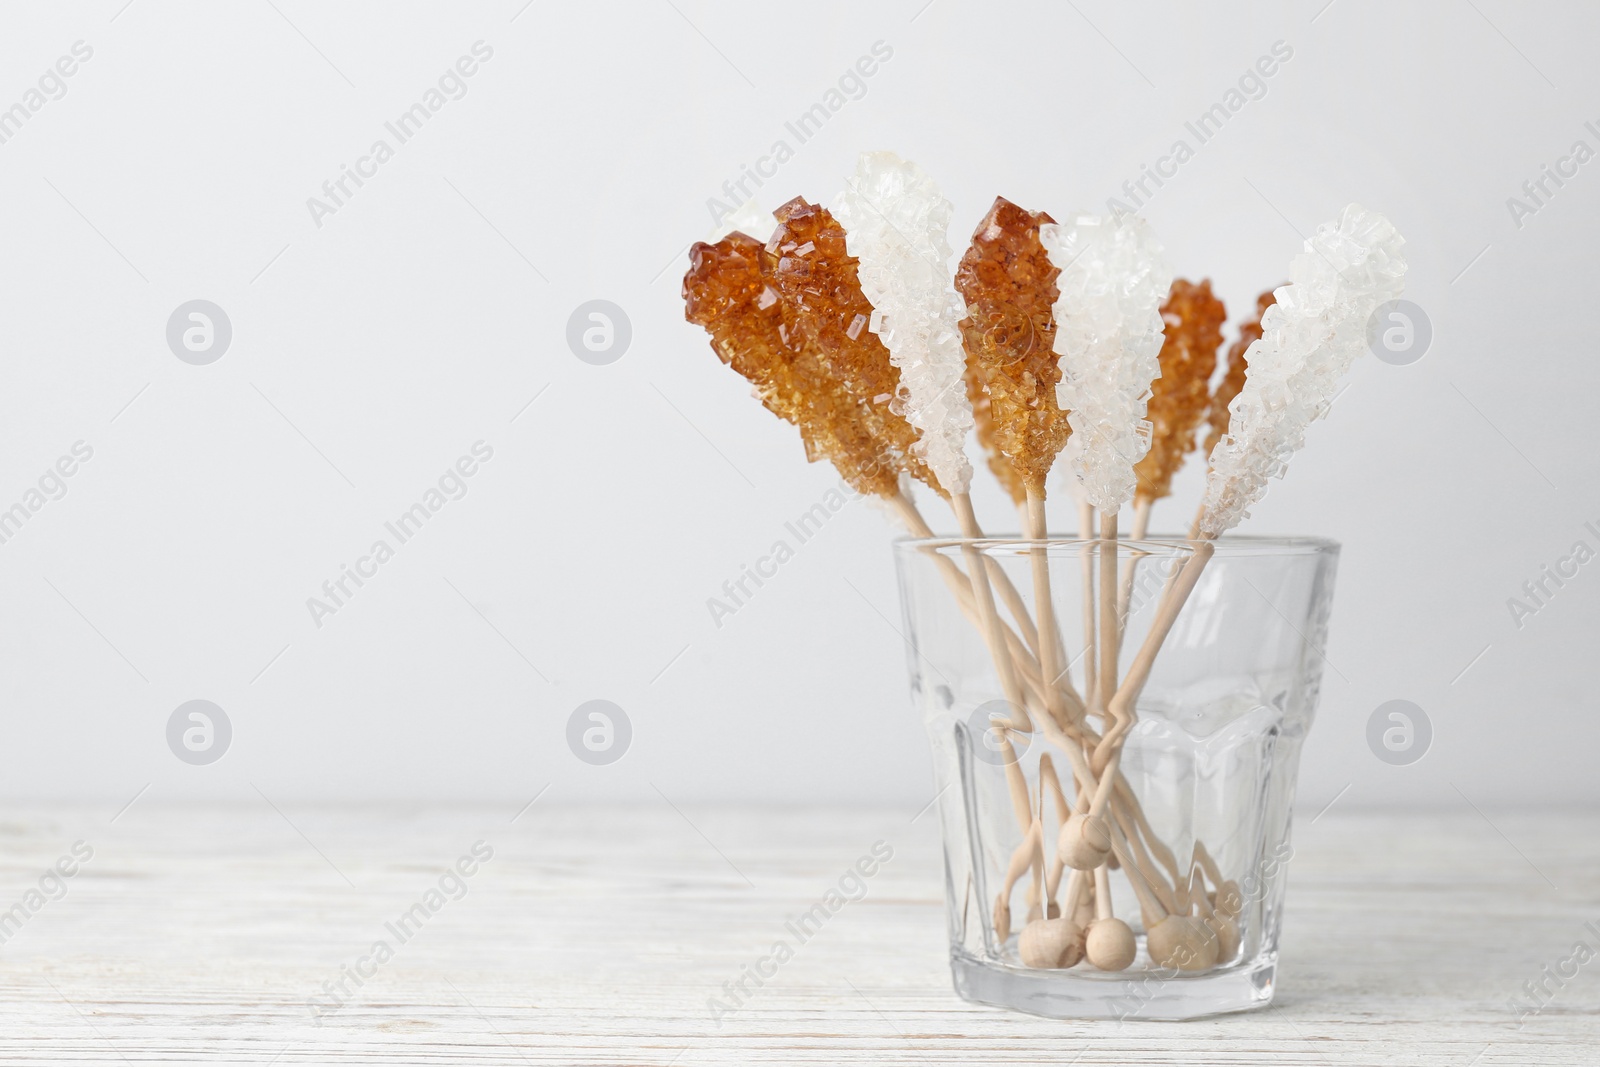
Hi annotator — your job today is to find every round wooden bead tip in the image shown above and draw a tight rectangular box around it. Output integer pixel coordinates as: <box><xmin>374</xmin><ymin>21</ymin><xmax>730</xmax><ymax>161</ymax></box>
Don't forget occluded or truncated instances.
<box><xmin>1213</xmin><ymin>880</ymin><xmax>1243</xmax><ymax>918</ymax></box>
<box><xmin>1205</xmin><ymin>912</ymin><xmax>1240</xmax><ymax>962</ymax></box>
<box><xmin>993</xmin><ymin>894</ymin><xmax>1012</xmax><ymax>944</ymax></box>
<box><xmin>1047</xmin><ymin>900</ymin><xmax>1061</xmax><ymax>920</ymax></box>
<box><xmin>1056</xmin><ymin>813</ymin><xmax>1112</xmax><ymax>870</ymax></box>
<box><xmin>1147</xmin><ymin>916</ymin><xmax>1221</xmax><ymax>971</ymax></box>
<box><xmin>1019</xmin><ymin>917</ymin><xmax>1083</xmax><ymax>968</ymax></box>
<box><xmin>1084</xmin><ymin>917</ymin><xmax>1137</xmax><ymax>971</ymax></box>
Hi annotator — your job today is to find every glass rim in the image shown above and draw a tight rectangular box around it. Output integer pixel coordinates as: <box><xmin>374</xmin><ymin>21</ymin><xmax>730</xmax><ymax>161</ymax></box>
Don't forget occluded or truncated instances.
<box><xmin>892</xmin><ymin>532</ymin><xmax>1340</xmax><ymax>558</ymax></box>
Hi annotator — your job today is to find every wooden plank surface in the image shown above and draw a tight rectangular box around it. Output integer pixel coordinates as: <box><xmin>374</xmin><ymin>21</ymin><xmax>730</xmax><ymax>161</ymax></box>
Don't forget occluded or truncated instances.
<box><xmin>0</xmin><ymin>801</ymin><xmax>1593</xmax><ymax>1064</ymax></box>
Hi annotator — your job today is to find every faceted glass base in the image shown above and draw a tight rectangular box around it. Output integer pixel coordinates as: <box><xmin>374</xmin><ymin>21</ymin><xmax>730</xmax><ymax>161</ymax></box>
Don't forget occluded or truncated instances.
<box><xmin>951</xmin><ymin>949</ymin><xmax>1277</xmax><ymax>1021</ymax></box>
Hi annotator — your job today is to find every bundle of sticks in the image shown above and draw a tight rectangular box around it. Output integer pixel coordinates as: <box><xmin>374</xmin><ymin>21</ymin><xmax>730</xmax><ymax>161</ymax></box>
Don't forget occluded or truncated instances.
<box><xmin>683</xmin><ymin>152</ymin><xmax>1406</xmax><ymax>972</ymax></box>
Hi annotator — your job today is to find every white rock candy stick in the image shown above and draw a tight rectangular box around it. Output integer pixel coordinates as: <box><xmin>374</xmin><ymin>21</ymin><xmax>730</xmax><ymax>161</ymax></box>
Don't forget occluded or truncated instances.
<box><xmin>1087</xmin><ymin>204</ymin><xmax>1409</xmax><ymax>814</ymax></box>
<box><xmin>834</xmin><ymin>155</ymin><xmax>1049</xmax><ymax>787</ymax></box>
<box><xmin>833</xmin><ymin>151</ymin><xmax>974</xmax><ymax>497</ymax></box>
<box><xmin>1039</xmin><ymin>213</ymin><xmax>1171</xmax><ymax>761</ymax></box>
<box><xmin>1198</xmin><ymin>204</ymin><xmax>1407</xmax><ymax>537</ymax></box>
<box><xmin>1040</xmin><ymin>214</ymin><xmax>1174</xmax><ymax>514</ymax></box>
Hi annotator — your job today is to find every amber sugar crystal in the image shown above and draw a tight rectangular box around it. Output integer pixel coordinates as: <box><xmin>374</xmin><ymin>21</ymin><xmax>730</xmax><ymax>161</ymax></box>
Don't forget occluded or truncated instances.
<box><xmin>763</xmin><ymin>196</ymin><xmax>941</xmax><ymax>496</ymax></box>
<box><xmin>1133</xmin><ymin>278</ymin><xmax>1228</xmax><ymax>503</ymax></box>
<box><xmin>954</xmin><ymin>197</ymin><xmax>1070</xmax><ymax>496</ymax></box>
<box><xmin>1204</xmin><ymin>287</ymin><xmax>1277</xmax><ymax>458</ymax></box>
<box><xmin>966</xmin><ymin>358</ymin><xmax>1026</xmax><ymax>506</ymax></box>
<box><xmin>681</xmin><ymin>201</ymin><xmax>934</xmax><ymax>500</ymax></box>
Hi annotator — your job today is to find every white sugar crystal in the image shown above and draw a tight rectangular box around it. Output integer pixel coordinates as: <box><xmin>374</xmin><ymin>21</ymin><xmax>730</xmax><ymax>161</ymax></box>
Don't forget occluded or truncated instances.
<box><xmin>1198</xmin><ymin>204</ymin><xmax>1407</xmax><ymax>537</ymax></box>
<box><xmin>708</xmin><ymin>198</ymin><xmax>775</xmax><ymax>243</ymax></box>
<box><xmin>1040</xmin><ymin>213</ymin><xmax>1173</xmax><ymax>512</ymax></box>
<box><xmin>832</xmin><ymin>151</ymin><xmax>974</xmax><ymax>496</ymax></box>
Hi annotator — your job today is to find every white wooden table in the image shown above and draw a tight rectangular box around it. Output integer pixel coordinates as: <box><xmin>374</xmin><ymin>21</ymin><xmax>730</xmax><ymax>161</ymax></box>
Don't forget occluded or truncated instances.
<box><xmin>0</xmin><ymin>802</ymin><xmax>1593</xmax><ymax>1064</ymax></box>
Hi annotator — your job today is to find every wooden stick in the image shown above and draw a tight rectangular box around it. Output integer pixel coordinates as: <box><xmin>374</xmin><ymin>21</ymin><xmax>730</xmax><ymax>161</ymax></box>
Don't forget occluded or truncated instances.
<box><xmin>952</xmin><ymin>493</ymin><xmax>1032</xmax><ymax>737</ymax></box>
<box><xmin>1131</xmin><ymin>497</ymin><xmax>1153</xmax><ymax>541</ymax></box>
<box><xmin>1039</xmin><ymin>753</ymin><xmax>1072</xmax><ymax>906</ymax></box>
<box><xmin>1193</xmin><ymin>841</ymin><xmax>1225</xmax><ymax>892</ymax></box>
<box><xmin>1105</xmin><ymin>818</ymin><xmax>1168</xmax><ymax>923</ymax></box>
<box><xmin>986</xmin><ymin>556</ymin><xmax>1042</xmax><ymax>664</ymax></box>
<box><xmin>1116</xmin><ymin>498</ymin><xmax>1153</xmax><ymax>638</ymax></box>
<box><xmin>898</xmin><ymin>488</ymin><xmax>1206</xmax><ymax>958</ymax></box>
<box><xmin>1097</xmin><ymin>510</ymin><xmax>1120</xmax><ymax>715</ymax></box>
<box><xmin>1025</xmin><ymin>488</ymin><xmax>1073</xmax><ymax>738</ymax></box>
<box><xmin>1077</xmin><ymin>500</ymin><xmax>1097</xmax><ymax>712</ymax></box>
<box><xmin>1109</xmin><ymin>796</ymin><xmax>1175</xmax><ymax>914</ymax></box>
<box><xmin>1116</xmin><ymin>777</ymin><xmax>1182</xmax><ymax>885</ymax></box>
<box><xmin>891</xmin><ymin>489</ymin><xmax>1042</xmax><ymax>945</ymax></box>
<box><xmin>1093</xmin><ymin>864</ymin><xmax>1115</xmax><ymax>922</ymax></box>
<box><xmin>1094</xmin><ymin>539</ymin><xmax>1216</xmax><ymax>772</ymax></box>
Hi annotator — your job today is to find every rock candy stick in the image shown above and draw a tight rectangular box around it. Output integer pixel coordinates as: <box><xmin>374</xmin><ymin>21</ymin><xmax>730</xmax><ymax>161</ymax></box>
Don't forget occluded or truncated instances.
<box><xmin>1132</xmin><ymin>279</ymin><xmax>1228</xmax><ymax>536</ymax></box>
<box><xmin>967</xmin><ymin>362</ymin><xmax>1028</xmax><ymax>511</ymax></box>
<box><xmin>1041</xmin><ymin>213</ymin><xmax>1173</xmax><ymax>727</ymax></box>
<box><xmin>955</xmin><ymin>198</ymin><xmax>1074</xmax><ymax>496</ymax></box>
<box><xmin>762</xmin><ymin>195</ymin><xmax>1047</xmax><ymax>770</ymax></box>
<box><xmin>834</xmin><ymin>152</ymin><xmax>1049</xmax><ymax>686</ymax></box>
<box><xmin>1199</xmin><ymin>204</ymin><xmax>1406</xmax><ymax>538</ymax></box>
<box><xmin>1041</xmin><ymin>214</ymin><xmax>1173</xmax><ymax>520</ymax></box>
<box><xmin>764</xmin><ymin>197</ymin><xmax>943</xmax><ymax>498</ymax></box>
<box><xmin>1117</xmin><ymin>279</ymin><xmax>1226</xmax><ymax>634</ymax></box>
<box><xmin>1105</xmin><ymin>205</ymin><xmax>1407</xmax><ymax>781</ymax></box>
<box><xmin>684</xmin><ymin>227</ymin><xmax>1011</xmax><ymax>676</ymax></box>
<box><xmin>833</xmin><ymin>152</ymin><xmax>974</xmax><ymax>500</ymax></box>
<box><xmin>683</xmin><ymin>230</ymin><xmax>901</xmax><ymax>498</ymax></box>
<box><xmin>955</xmin><ymin>198</ymin><xmax>1084</xmax><ymax>736</ymax></box>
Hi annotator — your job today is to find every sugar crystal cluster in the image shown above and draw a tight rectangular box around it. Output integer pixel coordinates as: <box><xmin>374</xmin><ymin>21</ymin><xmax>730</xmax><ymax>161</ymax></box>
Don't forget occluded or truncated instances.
<box><xmin>1204</xmin><ymin>288</ymin><xmax>1276</xmax><ymax>458</ymax></box>
<box><xmin>767</xmin><ymin>196</ymin><xmax>942</xmax><ymax>496</ymax></box>
<box><xmin>1198</xmin><ymin>204</ymin><xmax>1407</xmax><ymax>536</ymax></box>
<box><xmin>1042</xmin><ymin>214</ymin><xmax>1173</xmax><ymax>512</ymax></box>
<box><xmin>954</xmin><ymin>197</ymin><xmax>1071</xmax><ymax>496</ymax></box>
<box><xmin>683</xmin><ymin>208</ymin><xmax>930</xmax><ymax>499</ymax></box>
<box><xmin>833</xmin><ymin>152</ymin><xmax>975</xmax><ymax>496</ymax></box>
<box><xmin>1133</xmin><ymin>279</ymin><xmax>1228</xmax><ymax>503</ymax></box>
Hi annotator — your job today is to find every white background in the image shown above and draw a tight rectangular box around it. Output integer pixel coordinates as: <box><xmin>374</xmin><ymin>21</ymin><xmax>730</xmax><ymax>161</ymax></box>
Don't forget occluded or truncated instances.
<box><xmin>0</xmin><ymin>0</ymin><xmax>1592</xmax><ymax>810</ymax></box>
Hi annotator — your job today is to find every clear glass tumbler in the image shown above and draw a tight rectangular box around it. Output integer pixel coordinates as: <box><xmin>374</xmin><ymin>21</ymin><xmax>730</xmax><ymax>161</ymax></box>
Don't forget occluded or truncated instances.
<box><xmin>893</xmin><ymin>534</ymin><xmax>1340</xmax><ymax>1020</ymax></box>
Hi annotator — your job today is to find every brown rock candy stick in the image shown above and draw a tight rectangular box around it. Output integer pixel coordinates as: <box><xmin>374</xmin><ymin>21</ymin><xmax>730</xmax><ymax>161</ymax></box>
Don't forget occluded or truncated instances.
<box><xmin>685</xmin><ymin>208</ymin><xmax>1045</xmax><ymax>742</ymax></box>
<box><xmin>683</xmin><ymin>231</ymin><xmax>900</xmax><ymax>499</ymax></box>
<box><xmin>763</xmin><ymin>197</ymin><xmax>943</xmax><ymax>500</ymax></box>
<box><xmin>954</xmin><ymin>197</ymin><xmax>1086</xmax><ymax>740</ymax></box>
<box><xmin>1131</xmin><ymin>279</ymin><xmax>1228</xmax><ymax>536</ymax></box>
<box><xmin>966</xmin><ymin>361</ymin><xmax>1028</xmax><ymax>511</ymax></box>
<box><xmin>763</xmin><ymin>196</ymin><xmax>1053</xmax><ymax>830</ymax></box>
<box><xmin>953</xmin><ymin>198</ymin><xmax>1072</xmax><ymax>498</ymax></box>
<box><xmin>1115</xmin><ymin>279</ymin><xmax>1227</xmax><ymax>633</ymax></box>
